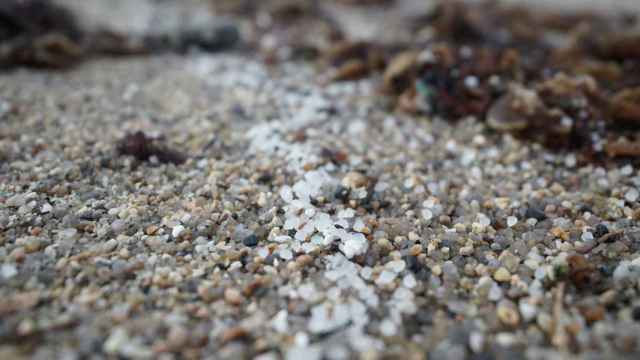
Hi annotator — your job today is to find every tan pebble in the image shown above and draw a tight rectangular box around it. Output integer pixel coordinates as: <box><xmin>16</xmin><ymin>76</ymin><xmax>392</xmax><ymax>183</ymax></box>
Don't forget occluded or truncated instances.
<box><xmin>493</xmin><ymin>267</ymin><xmax>511</xmax><ymax>282</ymax></box>
<box><xmin>145</xmin><ymin>225</ymin><xmax>159</xmax><ymax>235</ymax></box>
<box><xmin>494</xmin><ymin>197</ymin><xmax>511</xmax><ymax>210</ymax></box>
<box><xmin>342</xmin><ymin>171</ymin><xmax>368</xmax><ymax>189</ymax></box>
<box><xmin>459</xmin><ymin>246</ymin><xmax>474</xmax><ymax>256</ymax></box>
<box><xmin>197</xmin><ymin>285</ymin><xmax>219</xmax><ymax>303</ymax></box>
<box><xmin>438</xmin><ymin>215</ymin><xmax>451</xmax><ymax>225</ymax></box>
<box><xmin>296</xmin><ymin>254</ymin><xmax>313</xmax><ymax>267</ymax></box>
<box><xmin>498</xmin><ymin>250</ymin><xmax>520</xmax><ymax>273</ymax></box>
<box><xmin>550</xmin><ymin>227</ymin><xmax>569</xmax><ymax>241</ymax></box>
<box><xmin>432</xmin><ymin>265</ymin><xmax>442</xmax><ymax>276</ymax></box>
<box><xmin>167</xmin><ymin>326</ymin><xmax>188</xmax><ymax>349</ymax></box>
<box><xmin>409</xmin><ymin>244</ymin><xmax>422</xmax><ymax>256</ymax></box>
<box><xmin>376</xmin><ymin>238</ymin><xmax>392</xmax><ymax>251</ymax></box>
<box><xmin>599</xmin><ymin>289</ymin><xmax>617</xmax><ymax>306</ymax></box>
<box><xmin>224</xmin><ymin>288</ymin><xmax>243</xmax><ymax>306</ymax></box>
<box><xmin>257</xmin><ymin>193</ymin><xmax>267</xmax><ymax>208</ymax></box>
<box><xmin>497</xmin><ymin>302</ymin><xmax>520</xmax><ymax>326</ymax></box>
<box><xmin>393</xmin><ymin>236</ymin><xmax>406</xmax><ymax>244</ymax></box>
<box><xmin>24</xmin><ymin>238</ymin><xmax>42</xmax><ymax>253</ymax></box>
<box><xmin>464</xmin><ymin>264</ymin><xmax>476</xmax><ymax>276</ymax></box>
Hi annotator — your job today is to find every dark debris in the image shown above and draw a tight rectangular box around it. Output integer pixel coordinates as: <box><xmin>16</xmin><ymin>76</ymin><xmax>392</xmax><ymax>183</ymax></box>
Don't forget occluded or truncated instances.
<box><xmin>116</xmin><ymin>131</ymin><xmax>186</xmax><ymax>165</ymax></box>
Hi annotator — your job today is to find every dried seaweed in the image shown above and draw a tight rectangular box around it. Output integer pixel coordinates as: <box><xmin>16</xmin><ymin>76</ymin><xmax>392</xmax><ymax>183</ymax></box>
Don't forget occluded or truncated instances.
<box><xmin>117</xmin><ymin>131</ymin><xmax>186</xmax><ymax>165</ymax></box>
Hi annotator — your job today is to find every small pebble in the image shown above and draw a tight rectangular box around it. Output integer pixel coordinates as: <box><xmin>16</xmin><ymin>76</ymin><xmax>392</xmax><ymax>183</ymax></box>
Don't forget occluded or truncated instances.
<box><xmin>493</xmin><ymin>267</ymin><xmax>511</xmax><ymax>282</ymax></box>
<box><xmin>625</xmin><ymin>187</ymin><xmax>639</xmax><ymax>203</ymax></box>
<box><xmin>243</xmin><ymin>234</ymin><xmax>259</xmax><ymax>247</ymax></box>
<box><xmin>224</xmin><ymin>288</ymin><xmax>244</xmax><ymax>306</ymax></box>
<box><xmin>172</xmin><ymin>224</ymin><xmax>185</xmax><ymax>238</ymax></box>
<box><xmin>525</xmin><ymin>207</ymin><xmax>546</xmax><ymax>221</ymax></box>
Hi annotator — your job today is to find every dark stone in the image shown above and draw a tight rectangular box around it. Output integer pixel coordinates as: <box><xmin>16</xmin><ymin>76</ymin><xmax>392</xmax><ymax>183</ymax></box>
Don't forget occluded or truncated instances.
<box><xmin>416</xmin><ymin>268</ymin><xmax>431</xmax><ymax>281</ymax></box>
<box><xmin>632</xmin><ymin>306</ymin><xmax>640</xmax><ymax>321</ymax></box>
<box><xmin>525</xmin><ymin>207</ymin><xmax>546</xmax><ymax>221</ymax></box>
<box><xmin>415</xmin><ymin>309</ymin><xmax>433</xmax><ymax>325</ymax></box>
<box><xmin>179</xmin><ymin>24</ymin><xmax>240</xmax><ymax>52</ymax></box>
<box><xmin>334</xmin><ymin>186</ymin><xmax>350</xmax><ymax>201</ymax></box>
<box><xmin>594</xmin><ymin>224</ymin><xmax>609</xmax><ymax>239</ymax></box>
<box><xmin>257</xmin><ymin>172</ymin><xmax>273</xmax><ymax>184</ymax></box>
<box><xmin>242</xmin><ymin>234</ymin><xmax>259</xmax><ymax>247</ymax></box>
<box><xmin>404</xmin><ymin>255</ymin><xmax>421</xmax><ymax>273</ymax></box>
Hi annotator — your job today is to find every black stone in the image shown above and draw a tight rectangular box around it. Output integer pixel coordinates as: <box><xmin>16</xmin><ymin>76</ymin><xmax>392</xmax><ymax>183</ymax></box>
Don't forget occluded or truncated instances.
<box><xmin>334</xmin><ymin>186</ymin><xmax>350</xmax><ymax>201</ymax></box>
<box><xmin>633</xmin><ymin>306</ymin><xmax>640</xmax><ymax>321</ymax></box>
<box><xmin>178</xmin><ymin>24</ymin><xmax>240</xmax><ymax>52</ymax></box>
<box><xmin>404</xmin><ymin>255</ymin><xmax>421</xmax><ymax>273</ymax></box>
<box><xmin>594</xmin><ymin>224</ymin><xmax>609</xmax><ymax>239</ymax></box>
<box><xmin>525</xmin><ymin>207</ymin><xmax>546</xmax><ymax>221</ymax></box>
<box><xmin>243</xmin><ymin>234</ymin><xmax>259</xmax><ymax>247</ymax></box>
<box><xmin>257</xmin><ymin>172</ymin><xmax>273</xmax><ymax>184</ymax></box>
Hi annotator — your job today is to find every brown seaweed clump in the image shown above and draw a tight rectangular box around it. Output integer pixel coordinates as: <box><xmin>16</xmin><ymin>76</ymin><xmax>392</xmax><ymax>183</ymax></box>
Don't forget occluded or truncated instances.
<box><xmin>376</xmin><ymin>0</ymin><xmax>640</xmax><ymax>161</ymax></box>
<box><xmin>117</xmin><ymin>131</ymin><xmax>186</xmax><ymax>165</ymax></box>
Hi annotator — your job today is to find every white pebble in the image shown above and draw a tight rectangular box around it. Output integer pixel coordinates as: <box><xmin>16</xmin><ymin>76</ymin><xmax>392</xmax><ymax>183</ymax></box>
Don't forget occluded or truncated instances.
<box><xmin>103</xmin><ymin>239</ymin><xmax>118</xmax><ymax>253</ymax></box>
<box><xmin>339</xmin><ymin>233</ymin><xmax>368</xmax><ymax>259</ymax></box>
<box><xmin>271</xmin><ymin>310</ymin><xmax>289</xmax><ymax>333</ymax></box>
<box><xmin>506</xmin><ymin>216</ymin><xmax>518</xmax><ymax>227</ymax></box>
<box><xmin>280</xmin><ymin>186</ymin><xmax>294</xmax><ymax>203</ymax></box>
<box><xmin>477</xmin><ymin>213</ymin><xmax>491</xmax><ymax>227</ymax></box>
<box><xmin>258</xmin><ymin>247</ymin><xmax>270</xmax><ymax>258</ymax></box>
<box><xmin>376</xmin><ymin>270</ymin><xmax>397</xmax><ymax>285</ymax></box>
<box><xmin>294</xmin><ymin>332</ymin><xmax>309</xmax><ymax>347</ymax></box>
<box><xmin>581</xmin><ymin>231</ymin><xmax>594</xmax><ymax>242</ymax></box>
<box><xmin>469</xmin><ymin>332</ymin><xmax>484</xmax><ymax>353</ymax></box>
<box><xmin>625</xmin><ymin>188</ymin><xmax>639</xmax><ymax>203</ymax></box>
<box><xmin>421</xmin><ymin>208</ymin><xmax>433</xmax><ymax>221</ymax></box>
<box><xmin>464</xmin><ymin>75</ymin><xmax>479</xmax><ymax>88</ymax></box>
<box><xmin>402</xmin><ymin>274</ymin><xmax>417</xmax><ymax>289</ymax></box>
<box><xmin>1</xmin><ymin>264</ymin><xmax>17</xmax><ymax>279</ymax></box>
<box><xmin>488</xmin><ymin>282</ymin><xmax>503</xmax><ymax>301</ymax></box>
<box><xmin>518</xmin><ymin>301</ymin><xmax>538</xmax><ymax>322</ymax></box>
<box><xmin>41</xmin><ymin>203</ymin><xmax>53</xmax><ymax>214</ymax></box>
<box><xmin>379</xmin><ymin>319</ymin><xmax>397</xmax><ymax>336</ymax></box>
<box><xmin>172</xmin><ymin>224</ymin><xmax>185</xmax><ymax>238</ymax></box>
<box><xmin>613</xmin><ymin>261</ymin><xmax>631</xmax><ymax>282</ymax></box>
<box><xmin>385</xmin><ymin>260</ymin><xmax>406</xmax><ymax>273</ymax></box>
<box><xmin>352</xmin><ymin>218</ymin><xmax>366</xmax><ymax>232</ymax></box>
<box><xmin>564</xmin><ymin>154</ymin><xmax>576</xmax><ymax>167</ymax></box>
<box><xmin>360</xmin><ymin>266</ymin><xmax>373</xmax><ymax>280</ymax></box>
<box><xmin>279</xmin><ymin>248</ymin><xmax>293</xmax><ymax>261</ymax></box>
